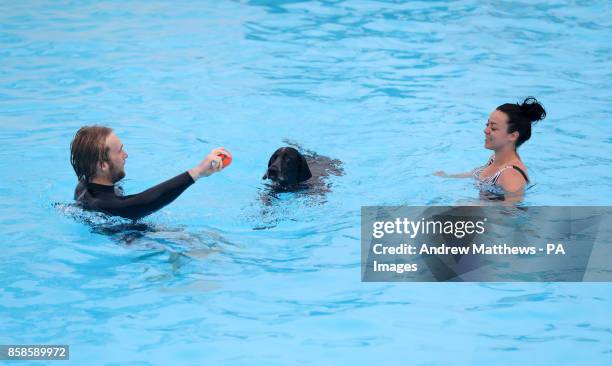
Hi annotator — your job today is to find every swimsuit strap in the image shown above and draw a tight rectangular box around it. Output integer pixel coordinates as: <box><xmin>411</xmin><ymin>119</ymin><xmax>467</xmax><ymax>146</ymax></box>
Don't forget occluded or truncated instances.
<box><xmin>489</xmin><ymin>169</ymin><xmax>505</xmax><ymax>185</ymax></box>
<box><xmin>475</xmin><ymin>155</ymin><xmax>529</xmax><ymax>185</ymax></box>
<box><xmin>491</xmin><ymin>165</ymin><xmax>529</xmax><ymax>185</ymax></box>
<box><xmin>512</xmin><ymin>165</ymin><xmax>529</xmax><ymax>183</ymax></box>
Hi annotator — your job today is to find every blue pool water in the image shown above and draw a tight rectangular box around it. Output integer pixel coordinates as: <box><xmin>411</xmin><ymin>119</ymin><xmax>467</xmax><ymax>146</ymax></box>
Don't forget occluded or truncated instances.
<box><xmin>2</xmin><ymin>1</ymin><xmax>612</xmax><ymax>364</ymax></box>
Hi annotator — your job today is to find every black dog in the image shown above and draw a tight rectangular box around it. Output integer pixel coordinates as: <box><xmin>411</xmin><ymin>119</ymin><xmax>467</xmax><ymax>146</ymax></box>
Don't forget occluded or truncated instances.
<box><xmin>262</xmin><ymin>147</ymin><xmax>312</xmax><ymax>186</ymax></box>
<box><xmin>262</xmin><ymin>142</ymin><xmax>344</xmax><ymax>191</ymax></box>
<box><xmin>254</xmin><ymin>144</ymin><xmax>344</xmax><ymax>227</ymax></box>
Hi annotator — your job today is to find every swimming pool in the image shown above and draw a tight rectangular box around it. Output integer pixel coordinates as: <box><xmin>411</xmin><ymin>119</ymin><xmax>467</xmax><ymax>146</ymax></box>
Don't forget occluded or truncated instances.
<box><xmin>1</xmin><ymin>1</ymin><xmax>611</xmax><ymax>364</ymax></box>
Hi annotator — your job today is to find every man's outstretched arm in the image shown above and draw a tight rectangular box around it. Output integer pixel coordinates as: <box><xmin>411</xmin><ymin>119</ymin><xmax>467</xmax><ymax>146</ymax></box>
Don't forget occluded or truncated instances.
<box><xmin>94</xmin><ymin>148</ymin><xmax>230</xmax><ymax>220</ymax></box>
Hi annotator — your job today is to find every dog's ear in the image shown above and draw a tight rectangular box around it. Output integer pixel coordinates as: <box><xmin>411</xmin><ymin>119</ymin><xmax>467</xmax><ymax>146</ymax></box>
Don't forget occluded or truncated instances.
<box><xmin>297</xmin><ymin>153</ymin><xmax>312</xmax><ymax>182</ymax></box>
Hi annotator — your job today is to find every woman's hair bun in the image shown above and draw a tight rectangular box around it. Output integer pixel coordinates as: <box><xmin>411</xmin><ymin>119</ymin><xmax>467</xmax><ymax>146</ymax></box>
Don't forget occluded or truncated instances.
<box><xmin>519</xmin><ymin>97</ymin><xmax>546</xmax><ymax>123</ymax></box>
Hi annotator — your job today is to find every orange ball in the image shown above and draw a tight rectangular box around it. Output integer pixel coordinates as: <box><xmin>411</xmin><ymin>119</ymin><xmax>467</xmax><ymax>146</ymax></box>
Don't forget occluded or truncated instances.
<box><xmin>217</xmin><ymin>153</ymin><xmax>232</xmax><ymax>168</ymax></box>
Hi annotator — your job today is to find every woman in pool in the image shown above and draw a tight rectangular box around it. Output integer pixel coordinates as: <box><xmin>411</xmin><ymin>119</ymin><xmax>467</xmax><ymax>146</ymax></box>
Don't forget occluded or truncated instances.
<box><xmin>436</xmin><ymin>97</ymin><xmax>546</xmax><ymax>201</ymax></box>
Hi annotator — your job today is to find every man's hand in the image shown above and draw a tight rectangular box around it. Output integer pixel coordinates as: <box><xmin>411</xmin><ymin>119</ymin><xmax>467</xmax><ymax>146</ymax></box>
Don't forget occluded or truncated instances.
<box><xmin>189</xmin><ymin>147</ymin><xmax>232</xmax><ymax>181</ymax></box>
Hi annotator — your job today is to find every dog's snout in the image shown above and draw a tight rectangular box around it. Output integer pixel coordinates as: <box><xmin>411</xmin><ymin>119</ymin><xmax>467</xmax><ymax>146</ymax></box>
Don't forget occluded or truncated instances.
<box><xmin>267</xmin><ymin>168</ymin><xmax>278</xmax><ymax>178</ymax></box>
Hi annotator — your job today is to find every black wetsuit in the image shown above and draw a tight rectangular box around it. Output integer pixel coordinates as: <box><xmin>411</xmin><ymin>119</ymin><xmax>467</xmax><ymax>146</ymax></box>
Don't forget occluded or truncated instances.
<box><xmin>74</xmin><ymin>172</ymin><xmax>194</xmax><ymax>220</ymax></box>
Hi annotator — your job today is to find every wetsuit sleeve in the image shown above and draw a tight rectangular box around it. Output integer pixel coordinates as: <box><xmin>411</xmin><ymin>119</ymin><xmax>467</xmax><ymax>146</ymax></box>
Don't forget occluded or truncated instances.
<box><xmin>97</xmin><ymin>171</ymin><xmax>195</xmax><ymax>220</ymax></box>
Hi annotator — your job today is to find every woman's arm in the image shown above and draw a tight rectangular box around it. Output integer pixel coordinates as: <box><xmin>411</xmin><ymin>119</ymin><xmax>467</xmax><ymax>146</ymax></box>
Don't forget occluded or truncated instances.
<box><xmin>497</xmin><ymin>169</ymin><xmax>526</xmax><ymax>193</ymax></box>
<box><xmin>496</xmin><ymin>169</ymin><xmax>526</xmax><ymax>203</ymax></box>
<box><xmin>433</xmin><ymin>170</ymin><xmax>475</xmax><ymax>179</ymax></box>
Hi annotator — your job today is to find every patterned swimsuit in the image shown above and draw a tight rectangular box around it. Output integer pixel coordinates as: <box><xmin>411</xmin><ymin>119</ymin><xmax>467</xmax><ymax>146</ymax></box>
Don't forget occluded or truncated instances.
<box><xmin>473</xmin><ymin>155</ymin><xmax>529</xmax><ymax>200</ymax></box>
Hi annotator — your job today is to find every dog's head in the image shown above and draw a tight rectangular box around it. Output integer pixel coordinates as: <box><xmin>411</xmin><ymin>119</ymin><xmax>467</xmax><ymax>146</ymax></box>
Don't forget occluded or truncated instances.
<box><xmin>262</xmin><ymin>147</ymin><xmax>312</xmax><ymax>186</ymax></box>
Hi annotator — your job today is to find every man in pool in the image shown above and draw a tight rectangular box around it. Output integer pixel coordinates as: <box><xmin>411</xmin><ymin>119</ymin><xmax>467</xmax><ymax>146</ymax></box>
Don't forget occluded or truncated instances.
<box><xmin>70</xmin><ymin>125</ymin><xmax>230</xmax><ymax>220</ymax></box>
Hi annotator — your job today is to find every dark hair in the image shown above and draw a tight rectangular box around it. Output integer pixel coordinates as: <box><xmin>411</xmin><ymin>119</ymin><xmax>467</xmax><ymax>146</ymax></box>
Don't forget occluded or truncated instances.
<box><xmin>497</xmin><ymin>97</ymin><xmax>546</xmax><ymax>148</ymax></box>
<box><xmin>70</xmin><ymin>125</ymin><xmax>113</xmax><ymax>182</ymax></box>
